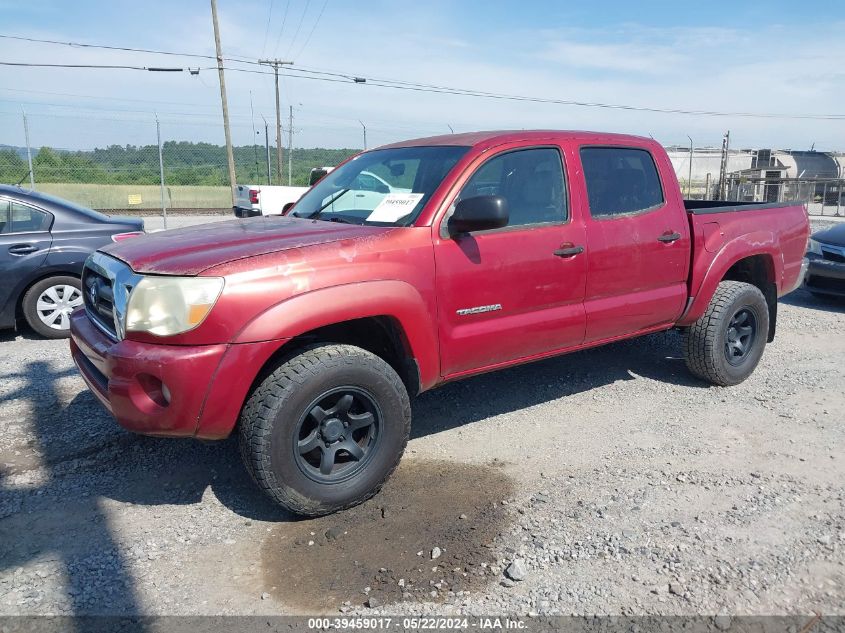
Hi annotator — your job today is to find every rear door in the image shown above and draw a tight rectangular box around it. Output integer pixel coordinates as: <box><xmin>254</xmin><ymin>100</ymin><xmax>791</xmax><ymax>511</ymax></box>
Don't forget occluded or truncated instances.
<box><xmin>433</xmin><ymin>144</ymin><xmax>587</xmax><ymax>377</ymax></box>
<box><xmin>0</xmin><ymin>198</ymin><xmax>53</xmax><ymax>318</ymax></box>
<box><xmin>576</xmin><ymin>145</ymin><xmax>690</xmax><ymax>342</ymax></box>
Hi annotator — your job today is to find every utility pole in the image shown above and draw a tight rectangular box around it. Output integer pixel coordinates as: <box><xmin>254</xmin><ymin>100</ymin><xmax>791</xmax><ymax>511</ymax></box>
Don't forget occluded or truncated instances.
<box><xmin>686</xmin><ymin>135</ymin><xmax>694</xmax><ymax>198</ymax></box>
<box><xmin>717</xmin><ymin>130</ymin><xmax>730</xmax><ymax>200</ymax></box>
<box><xmin>21</xmin><ymin>109</ymin><xmax>35</xmax><ymax>189</ymax></box>
<box><xmin>359</xmin><ymin>120</ymin><xmax>367</xmax><ymax>150</ymax></box>
<box><xmin>155</xmin><ymin>114</ymin><xmax>168</xmax><ymax>230</ymax></box>
<box><xmin>211</xmin><ymin>0</ymin><xmax>237</xmax><ymax>206</ymax></box>
<box><xmin>259</xmin><ymin>59</ymin><xmax>293</xmax><ymax>183</ymax></box>
<box><xmin>288</xmin><ymin>105</ymin><xmax>294</xmax><ymax>185</ymax></box>
<box><xmin>262</xmin><ymin>116</ymin><xmax>271</xmax><ymax>185</ymax></box>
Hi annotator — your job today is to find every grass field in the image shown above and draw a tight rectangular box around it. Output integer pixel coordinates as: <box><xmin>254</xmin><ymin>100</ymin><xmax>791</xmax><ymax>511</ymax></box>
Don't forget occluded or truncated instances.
<box><xmin>37</xmin><ymin>183</ymin><xmax>231</xmax><ymax>210</ymax></box>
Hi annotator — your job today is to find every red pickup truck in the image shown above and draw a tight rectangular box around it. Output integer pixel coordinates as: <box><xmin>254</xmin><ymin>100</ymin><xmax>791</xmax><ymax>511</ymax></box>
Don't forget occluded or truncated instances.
<box><xmin>69</xmin><ymin>131</ymin><xmax>809</xmax><ymax>516</ymax></box>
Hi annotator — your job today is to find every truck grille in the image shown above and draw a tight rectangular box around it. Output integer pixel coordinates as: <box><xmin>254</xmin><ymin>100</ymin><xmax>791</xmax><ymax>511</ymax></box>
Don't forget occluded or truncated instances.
<box><xmin>82</xmin><ymin>267</ymin><xmax>117</xmax><ymax>338</ymax></box>
<box><xmin>81</xmin><ymin>252</ymin><xmax>142</xmax><ymax>341</ymax></box>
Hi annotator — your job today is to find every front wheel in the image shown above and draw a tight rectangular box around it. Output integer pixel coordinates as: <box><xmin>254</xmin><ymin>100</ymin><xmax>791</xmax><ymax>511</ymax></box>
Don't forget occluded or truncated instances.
<box><xmin>683</xmin><ymin>280</ymin><xmax>770</xmax><ymax>386</ymax></box>
<box><xmin>239</xmin><ymin>343</ymin><xmax>411</xmax><ymax>516</ymax></box>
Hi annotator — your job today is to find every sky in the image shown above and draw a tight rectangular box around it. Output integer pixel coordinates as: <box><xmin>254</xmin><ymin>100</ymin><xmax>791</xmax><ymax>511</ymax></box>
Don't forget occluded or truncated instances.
<box><xmin>1</xmin><ymin>0</ymin><xmax>844</xmax><ymax>151</ymax></box>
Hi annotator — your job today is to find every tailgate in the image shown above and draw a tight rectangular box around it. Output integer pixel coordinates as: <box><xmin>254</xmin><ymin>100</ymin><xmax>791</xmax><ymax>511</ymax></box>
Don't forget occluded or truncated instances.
<box><xmin>234</xmin><ymin>185</ymin><xmax>257</xmax><ymax>209</ymax></box>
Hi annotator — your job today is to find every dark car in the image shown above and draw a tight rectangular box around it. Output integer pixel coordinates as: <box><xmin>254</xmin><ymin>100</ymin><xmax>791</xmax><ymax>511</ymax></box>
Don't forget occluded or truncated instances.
<box><xmin>805</xmin><ymin>223</ymin><xmax>845</xmax><ymax>299</ymax></box>
<box><xmin>0</xmin><ymin>185</ymin><xmax>143</xmax><ymax>338</ymax></box>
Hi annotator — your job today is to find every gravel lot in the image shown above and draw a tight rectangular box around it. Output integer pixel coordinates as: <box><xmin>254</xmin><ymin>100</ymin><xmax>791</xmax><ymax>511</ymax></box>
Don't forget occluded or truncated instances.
<box><xmin>0</xmin><ymin>218</ymin><xmax>843</xmax><ymax>618</ymax></box>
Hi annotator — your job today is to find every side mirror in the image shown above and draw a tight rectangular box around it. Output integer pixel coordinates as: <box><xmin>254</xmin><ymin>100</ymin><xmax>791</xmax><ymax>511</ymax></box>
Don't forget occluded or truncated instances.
<box><xmin>448</xmin><ymin>195</ymin><xmax>509</xmax><ymax>236</ymax></box>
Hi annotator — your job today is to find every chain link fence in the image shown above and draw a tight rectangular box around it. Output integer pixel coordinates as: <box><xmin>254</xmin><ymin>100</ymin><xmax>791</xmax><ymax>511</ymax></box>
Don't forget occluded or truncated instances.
<box><xmin>0</xmin><ymin>111</ymin><xmax>358</xmax><ymax>216</ymax></box>
<box><xmin>2</xmin><ymin>111</ymin><xmax>842</xmax><ymax>218</ymax></box>
<box><xmin>724</xmin><ymin>175</ymin><xmax>843</xmax><ymax>217</ymax></box>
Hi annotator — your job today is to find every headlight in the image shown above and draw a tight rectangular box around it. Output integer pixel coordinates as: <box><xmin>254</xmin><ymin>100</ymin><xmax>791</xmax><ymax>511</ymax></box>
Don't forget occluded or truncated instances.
<box><xmin>807</xmin><ymin>239</ymin><xmax>823</xmax><ymax>256</ymax></box>
<box><xmin>126</xmin><ymin>276</ymin><xmax>224</xmax><ymax>336</ymax></box>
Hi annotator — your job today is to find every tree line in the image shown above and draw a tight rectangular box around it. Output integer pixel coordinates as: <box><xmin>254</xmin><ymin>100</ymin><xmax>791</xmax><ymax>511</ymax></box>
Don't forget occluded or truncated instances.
<box><xmin>0</xmin><ymin>142</ymin><xmax>358</xmax><ymax>187</ymax></box>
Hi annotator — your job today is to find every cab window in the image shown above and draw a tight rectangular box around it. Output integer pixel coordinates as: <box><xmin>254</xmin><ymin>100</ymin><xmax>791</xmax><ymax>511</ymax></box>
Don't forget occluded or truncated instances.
<box><xmin>580</xmin><ymin>147</ymin><xmax>664</xmax><ymax>217</ymax></box>
<box><xmin>457</xmin><ymin>148</ymin><xmax>567</xmax><ymax>227</ymax></box>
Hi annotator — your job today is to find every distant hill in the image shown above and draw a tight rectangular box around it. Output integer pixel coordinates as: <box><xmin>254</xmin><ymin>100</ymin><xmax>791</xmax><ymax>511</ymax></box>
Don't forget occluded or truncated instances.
<box><xmin>0</xmin><ymin>145</ymin><xmax>30</xmax><ymax>160</ymax></box>
<box><xmin>0</xmin><ymin>142</ymin><xmax>360</xmax><ymax>187</ymax></box>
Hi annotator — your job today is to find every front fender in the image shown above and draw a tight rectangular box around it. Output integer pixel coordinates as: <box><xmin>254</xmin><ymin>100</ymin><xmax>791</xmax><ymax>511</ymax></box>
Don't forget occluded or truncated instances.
<box><xmin>232</xmin><ymin>280</ymin><xmax>440</xmax><ymax>390</ymax></box>
<box><xmin>678</xmin><ymin>231</ymin><xmax>781</xmax><ymax>326</ymax></box>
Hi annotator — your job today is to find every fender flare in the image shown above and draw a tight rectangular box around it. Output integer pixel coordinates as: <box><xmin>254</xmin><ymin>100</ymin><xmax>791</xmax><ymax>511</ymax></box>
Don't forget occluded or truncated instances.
<box><xmin>232</xmin><ymin>279</ymin><xmax>440</xmax><ymax>389</ymax></box>
<box><xmin>678</xmin><ymin>231</ymin><xmax>781</xmax><ymax>326</ymax></box>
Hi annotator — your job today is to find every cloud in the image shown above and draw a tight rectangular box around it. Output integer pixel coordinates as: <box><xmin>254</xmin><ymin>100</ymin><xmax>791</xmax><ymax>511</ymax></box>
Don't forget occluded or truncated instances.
<box><xmin>0</xmin><ymin>6</ymin><xmax>843</xmax><ymax>151</ymax></box>
<box><xmin>537</xmin><ymin>40</ymin><xmax>685</xmax><ymax>74</ymax></box>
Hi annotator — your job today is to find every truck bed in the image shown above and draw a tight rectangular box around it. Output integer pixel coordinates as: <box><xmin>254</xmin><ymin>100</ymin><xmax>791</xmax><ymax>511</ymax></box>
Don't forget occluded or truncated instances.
<box><xmin>684</xmin><ymin>199</ymin><xmax>799</xmax><ymax>214</ymax></box>
<box><xmin>678</xmin><ymin>198</ymin><xmax>809</xmax><ymax>327</ymax></box>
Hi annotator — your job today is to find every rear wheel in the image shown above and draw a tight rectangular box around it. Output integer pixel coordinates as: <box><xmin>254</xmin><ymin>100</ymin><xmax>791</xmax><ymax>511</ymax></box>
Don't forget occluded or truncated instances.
<box><xmin>239</xmin><ymin>343</ymin><xmax>411</xmax><ymax>516</ymax></box>
<box><xmin>21</xmin><ymin>276</ymin><xmax>83</xmax><ymax>339</ymax></box>
<box><xmin>683</xmin><ymin>280</ymin><xmax>769</xmax><ymax>386</ymax></box>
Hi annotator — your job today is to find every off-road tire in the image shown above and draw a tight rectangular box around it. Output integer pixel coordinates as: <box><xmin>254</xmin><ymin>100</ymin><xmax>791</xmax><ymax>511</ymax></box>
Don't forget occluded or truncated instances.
<box><xmin>21</xmin><ymin>276</ymin><xmax>82</xmax><ymax>339</ymax></box>
<box><xmin>683</xmin><ymin>280</ymin><xmax>769</xmax><ymax>386</ymax></box>
<box><xmin>239</xmin><ymin>343</ymin><xmax>411</xmax><ymax>516</ymax></box>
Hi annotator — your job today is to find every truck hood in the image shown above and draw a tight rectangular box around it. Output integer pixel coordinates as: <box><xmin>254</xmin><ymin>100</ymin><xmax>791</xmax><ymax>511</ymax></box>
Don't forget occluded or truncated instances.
<box><xmin>100</xmin><ymin>216</ymin><xmax>391</xmax><ymax>275</ymax></box>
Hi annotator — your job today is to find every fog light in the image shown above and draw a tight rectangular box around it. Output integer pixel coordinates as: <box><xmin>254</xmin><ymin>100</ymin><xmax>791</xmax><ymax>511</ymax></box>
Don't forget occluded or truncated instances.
<box><xmin>136</xmin><ymin>373</ymin><xmax>171</xmax><ymax>408</ymax></box>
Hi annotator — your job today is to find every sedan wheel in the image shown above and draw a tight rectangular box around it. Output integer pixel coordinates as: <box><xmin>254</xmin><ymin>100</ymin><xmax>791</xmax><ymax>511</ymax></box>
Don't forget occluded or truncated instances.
<box><xmin>22</xmin><ymin>276</ymin><xmax>83</xmax><ymax>339</ymax></box>
<box><xmin>36</xmin><ymin>284</ymin><xmax>82</xmax><ymax>331</ymax></box>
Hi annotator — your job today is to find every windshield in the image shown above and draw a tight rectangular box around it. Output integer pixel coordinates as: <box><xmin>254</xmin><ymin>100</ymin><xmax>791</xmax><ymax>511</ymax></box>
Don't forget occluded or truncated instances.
<box><xmin>291</xmin><ymin>145</ymin><xmax>469</xmax><ymax>226</ymax></box>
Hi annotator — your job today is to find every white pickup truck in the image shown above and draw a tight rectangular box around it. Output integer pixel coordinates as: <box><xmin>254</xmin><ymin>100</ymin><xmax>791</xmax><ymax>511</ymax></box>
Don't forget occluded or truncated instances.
<box><xmin>233</xmin><ymin>184</ymin><xmax>310</xmax><ymax>218</ymax></box>
<box><xmin>233</xmin><ymin>167</ymin><xmax>337</xmax><ymax>218</ymax></box>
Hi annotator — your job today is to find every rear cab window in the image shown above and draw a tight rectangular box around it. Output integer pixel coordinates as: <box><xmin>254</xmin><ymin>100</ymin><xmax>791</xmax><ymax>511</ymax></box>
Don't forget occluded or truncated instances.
<box><xmin>580</xmin><ymin>147</ymin><xmax>664</xmax><ymax>218</ymax></box>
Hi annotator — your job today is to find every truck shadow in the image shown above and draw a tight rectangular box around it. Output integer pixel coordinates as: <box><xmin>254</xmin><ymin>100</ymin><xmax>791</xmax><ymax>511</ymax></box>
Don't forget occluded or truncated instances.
<box><xmin>412</xmin><ymin>328</ymin><xmax>698</xmax><ymax>439</ymax></box>
<box><xmin>0</xmin><ymin>360</ymin><xmax>290</xmax><ymax>621</ymax></box>
<box><xmin>780</xmin><ymin>288</ymin><xmax>845</xmax><ymax>313</ymax></box>
<box><xmin>0</xmin><ymin>361</ymin><xmax>150</xmax><ymax>623</ymax></box>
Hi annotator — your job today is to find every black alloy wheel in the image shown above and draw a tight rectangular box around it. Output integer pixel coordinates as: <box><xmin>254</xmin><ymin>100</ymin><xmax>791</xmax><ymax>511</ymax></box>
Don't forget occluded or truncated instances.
<box><xmin>724</xmin><ymin>308</ymin><xmax>757</xmax><ymax>366</ymax></box>
<box><xmin>294</xmin><ymin>388</ymin><xmax>381</xmax><ymax>484</ymax></box>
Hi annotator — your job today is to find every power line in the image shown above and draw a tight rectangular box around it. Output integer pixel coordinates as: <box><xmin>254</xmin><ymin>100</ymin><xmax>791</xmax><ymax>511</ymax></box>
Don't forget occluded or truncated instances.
<box><xmin>293</xmin><ymin>0</ymin><xmax>328</xmax><ymax>60</ymax></box>
<box><xmin>0</xmin><ymin>33</ymin><xmax>257</xmax><ymax>66</ymax></box>
<box><xmin>260</xmin><ymin>0</ymin><xmax>275</xmax><ymax>58</ymax></box>
<box><xmin>0</xmin><ymin>34</ymin><xmax>215</xmax><ymax>61</ymax></box>
<box><xmin>218</xmin><ymin>66</ymin><xmax>845</xmax><ymax>121</ymax></box>
<box><xmin>270</xmin><ymin>0</ymin><xmax>292</xmax><ymax>58</ymax></box>
<box><xmin>0</xmin><ymin>61</ymin><xmax>185</xmax><ymax>71</ymax></box>
<box><xmin>284</xmin><ymin>0</ymin><xmax>311</xmax><ymax>58</ymax></box>
<box><xmin>3</xmin><ymin>33</ymin><xmax>845</xmax><ymax>121</ymax></box>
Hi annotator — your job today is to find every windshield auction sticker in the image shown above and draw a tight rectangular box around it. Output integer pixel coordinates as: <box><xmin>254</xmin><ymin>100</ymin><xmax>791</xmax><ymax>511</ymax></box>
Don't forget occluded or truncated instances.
<box><xmin>367</xmin><ymin>193</ymin><xmax>424</xmax><ymax>222</ymax></box>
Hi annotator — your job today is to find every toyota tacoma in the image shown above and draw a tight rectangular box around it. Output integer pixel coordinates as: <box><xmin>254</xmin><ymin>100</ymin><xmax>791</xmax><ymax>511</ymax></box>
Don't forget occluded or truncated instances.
<box><xmin>69</xmin><ymin>131</ymin><xmax>810</xmax><ymax>516</ymax></box>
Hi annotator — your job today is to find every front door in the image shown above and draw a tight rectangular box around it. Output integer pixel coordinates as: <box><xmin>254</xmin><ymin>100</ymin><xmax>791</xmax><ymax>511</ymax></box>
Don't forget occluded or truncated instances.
<box><xmin>433</xmin><ymin>145</ymin><xmax>587</xmax><ymax>378</ymax></box>
<box><xmin>577</xmin><ymin>145</ymin><xmax>690</xmax><ymax>342</ymax></box>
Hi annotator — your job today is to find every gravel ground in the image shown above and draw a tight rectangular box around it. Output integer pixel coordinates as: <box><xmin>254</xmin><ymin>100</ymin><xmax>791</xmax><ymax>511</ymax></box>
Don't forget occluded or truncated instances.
<box><xmin>0</xmin><ymin>219</ymin><xmax>843</xmax><ymax>618</ymax></box>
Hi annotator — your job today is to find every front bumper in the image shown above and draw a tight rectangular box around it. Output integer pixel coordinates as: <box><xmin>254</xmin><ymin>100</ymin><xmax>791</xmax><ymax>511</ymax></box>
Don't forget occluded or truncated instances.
<box><xmin>804</xmin><ymin>257</ymin><xmax>845</xmax><ymax>297</ymax></box>
<box><xmin>69</xmin><ymin>309</ymin><xmax>285</xmax><ymax>439</ymax></box>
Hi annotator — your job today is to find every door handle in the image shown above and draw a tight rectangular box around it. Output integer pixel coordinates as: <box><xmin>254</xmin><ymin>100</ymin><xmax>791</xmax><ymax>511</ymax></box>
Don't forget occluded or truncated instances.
<box><xmin>657</xmin><ymin>232</ymin><xmax>682</xmax><ymax>243</ymax></box>
<box><xmin>553</xmin><ymin>245</ymin><xmax>584</xmax><ymax>258</ymax></box>
<box><xmin>8</xmin><ymin>244</ymin><xmax>38</xmax><ymax>255</ymax></box>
